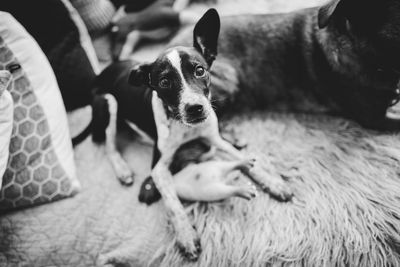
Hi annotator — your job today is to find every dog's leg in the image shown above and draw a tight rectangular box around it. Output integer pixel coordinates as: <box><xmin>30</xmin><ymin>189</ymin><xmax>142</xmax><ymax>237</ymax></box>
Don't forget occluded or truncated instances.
<box><xmin>232</xmin><ymin>182</ymin><xmax>258</xmax><ymax>200</ymax></box>
<box><xmin>211</xmin><ymin>136</ymin><xmax>245</xmax><ymax>160</ymax></box>
<box><xmin>198</xmin><ymin>146</ymin><xmax>216</xmax><ymax>161</ymax></box>
<box><xmin>186</xmin><ymin>182</ymin><xmax>257</xmax><ymax>202</ymax></box>
<box><xmin>216</xmin><ymin>158</ymin><xmax>256</xmax><ymax>177</ymax></box>
<box><xmin>151</xmin><ymin>160</ymin><xmax>201</xmax><ymax>261</ymax></box>
<box><xmin>246</xmin><ymin>160</ymin><xmax>293</xmax><ymax>201</ymax></box>
<box><xmin>174</xmin><ymin>160</ymin><xmax>257</xmax><ymax>202</ymax></box>
<box><xmin>103</xmin><ymin>94</ymin><xmax>135</xmax><ymax>185</ymax></box>
<box><xmin>211</xmin><ymin>137</ymin><xmax>293</xmax><ymax>201</ymax></box>
<box><xmin>197</xmin><ymin>159</ymin><xmax>258</xmax><ymax>201</ymax></box>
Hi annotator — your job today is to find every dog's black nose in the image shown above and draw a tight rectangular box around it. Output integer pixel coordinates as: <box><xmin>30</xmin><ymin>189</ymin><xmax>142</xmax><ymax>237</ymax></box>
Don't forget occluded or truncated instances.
<box><xmin>185</xmin><ymin>104</ymin><xmax>204</xmax><ymax>116</ymax></box>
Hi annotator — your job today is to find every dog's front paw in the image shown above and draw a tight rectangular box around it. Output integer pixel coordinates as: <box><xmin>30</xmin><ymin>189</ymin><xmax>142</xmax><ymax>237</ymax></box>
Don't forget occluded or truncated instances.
<box><xmin>260</xmin><ymin>179</ymin><xmax>293</xmax><ymax>202</ymax></box>
<box><xmin>176</xmin><ymin>226</ymin><xmax>202</xmax><ymax>261</ymax></box>
<box><xmin>248</xmin><ymin>162</ymin><xmax>293</xmax><ymax>202</ymax></box>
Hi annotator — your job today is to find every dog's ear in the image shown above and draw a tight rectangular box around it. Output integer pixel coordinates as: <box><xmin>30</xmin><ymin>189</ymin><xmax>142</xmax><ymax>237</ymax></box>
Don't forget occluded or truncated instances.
<box><xmin>129</xmin><ymin>64</ymin><xmax>151</xmax><ymax>86</ymax></box>
<box><xmin>193</xmin><ymin>8</ymin><xmax>220</xmax><ymax>66</ymax></box>
<box><xmin>318</xmin><ymin>0</ymin><xmax>343</xmax><ymax>29</ymax></box>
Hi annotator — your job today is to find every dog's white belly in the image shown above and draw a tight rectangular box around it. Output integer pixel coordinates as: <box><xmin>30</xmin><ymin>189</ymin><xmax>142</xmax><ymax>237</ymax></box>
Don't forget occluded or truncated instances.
<box><xmin>173</xmin><ymin>162</ymin><xmax>226</xmax><ymax>202</ymax></box>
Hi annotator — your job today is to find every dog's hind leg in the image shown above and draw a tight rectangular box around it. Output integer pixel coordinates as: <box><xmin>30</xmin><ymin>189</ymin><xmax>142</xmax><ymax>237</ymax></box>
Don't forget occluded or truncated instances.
<box><xmin>174</xmin><ymin>160</ymin><xmax>258</xmax><ymax>202</ymax></box>
<box><xmin>101</xmin><ymin>94</ymin><xmax>135</xmax><ymax>185</ymax></box>
<box><xmin>213</xmin><ymin>158</ymin><xmax>256</xmax><ymax>177</ymax></box>
<box><xmin>211</xmin><ymin>136</ymin><xmax>246</xmax><ymax>160</ymax></box>
<box><xmin>210</xmin><ymin>137</ymin><xmax>293</xmax><ymax>201</ymax></box>
<box><xmin>177</xmin><ymin>180</ymin><xmax>257</xmax><ymax>202</ymax></box>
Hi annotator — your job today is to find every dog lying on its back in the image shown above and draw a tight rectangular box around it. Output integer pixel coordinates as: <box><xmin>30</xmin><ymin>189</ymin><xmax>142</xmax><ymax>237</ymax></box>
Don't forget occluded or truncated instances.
<box><xmin>169</xmin><ymin>138</ymin><xmax>257</xmax><ymax>202</ymax></box>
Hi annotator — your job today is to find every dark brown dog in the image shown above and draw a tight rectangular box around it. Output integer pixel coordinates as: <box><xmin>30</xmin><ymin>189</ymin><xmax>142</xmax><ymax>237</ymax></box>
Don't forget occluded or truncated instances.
<box><xmin>170</xmin><ymin>0</ymin><xmax>400</xmax><ymax>130</ymax></box>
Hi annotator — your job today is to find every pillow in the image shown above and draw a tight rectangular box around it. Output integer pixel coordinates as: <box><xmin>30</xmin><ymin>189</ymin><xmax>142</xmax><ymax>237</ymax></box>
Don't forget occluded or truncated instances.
<box><xmin>0</xmin><ymin>0</ymin><xmax>100</xmax><ymax>111</ymax></box>
<box><xmin>0</xmin><ymin>71</ymin><xmax>13</xmax><ymax>190</ymax></box>
<box><xmin>0</xmin><ymin>12</ymin><xmax>80</xmax><ymax>211</ymax></box>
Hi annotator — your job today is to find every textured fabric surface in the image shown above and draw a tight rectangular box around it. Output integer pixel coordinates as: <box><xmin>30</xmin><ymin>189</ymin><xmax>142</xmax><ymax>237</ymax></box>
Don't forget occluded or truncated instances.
<box><xmin>0</xmin><ymin>13</ymin><xmax>79</xmax><ymax>211</ymax></box>
<box><xmin>2</xmin><ymin>111</ymin><xmax>400</xmax><ymax>266</ymax></box>
<box><xmin>70</xmin><ymin>0</ymin><xmax>116</xmax><ymax>34</ymax></box>
<box><xmin>0</xmin><ymin>0</ymin><xmax>99</xmax><ymax>111</ymax></box>
<box><xmin>0</xmin><ymin>71</ymin><xmax>13</xmax><ymax>190</ymax></box>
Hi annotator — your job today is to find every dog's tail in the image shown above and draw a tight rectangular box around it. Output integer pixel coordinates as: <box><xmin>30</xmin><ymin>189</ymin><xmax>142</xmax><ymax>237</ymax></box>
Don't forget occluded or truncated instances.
<box><xmin>71</xmin><ymin>95</ymin><xmax>111</xmax><ymax>147</ymax></box>
<box><xmin>71</xmin><ymin>122</ymin><xmax>92</xmax><ymax>147</ymax></box>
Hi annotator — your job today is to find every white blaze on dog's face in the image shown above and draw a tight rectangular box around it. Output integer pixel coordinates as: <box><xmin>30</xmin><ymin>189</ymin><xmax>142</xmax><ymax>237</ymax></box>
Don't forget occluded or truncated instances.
<box><xmin>164</xmin><ymin>47</ymin><xmax>212</xmax><ymax>125</ymax></box>
<box><xmin>128</xmin><ymin>8</ymin><xmax>220</xmax><ymax>126</ymax></box>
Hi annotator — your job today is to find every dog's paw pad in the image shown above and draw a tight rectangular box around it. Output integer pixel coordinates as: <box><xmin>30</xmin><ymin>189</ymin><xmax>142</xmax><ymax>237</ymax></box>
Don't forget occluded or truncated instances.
<box><xmin>240</xmin><ymin>158</ymin><xmax>256</xmax><ymax>172</ymax></box>
<box><xmin>237</xmin><ymin>182</ymin><xmax>257</xmax><ymax>200</ymax></box>
<box><xmin>264</xmin><ymin>183</ymin><xmax>294</xmax><ymax>202</ymax></box>
<box><xmin>177</xmin><ymin>239</ymin><xmax>201</xmax><ymax>262</ymax></box>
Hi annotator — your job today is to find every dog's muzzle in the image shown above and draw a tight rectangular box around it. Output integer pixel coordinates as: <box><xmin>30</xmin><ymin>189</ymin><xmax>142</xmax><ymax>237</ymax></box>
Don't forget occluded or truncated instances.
<box><xmin>184</xmin><ymin>104</ymin><xmax>207</xmax><ymax>124</ymax></box>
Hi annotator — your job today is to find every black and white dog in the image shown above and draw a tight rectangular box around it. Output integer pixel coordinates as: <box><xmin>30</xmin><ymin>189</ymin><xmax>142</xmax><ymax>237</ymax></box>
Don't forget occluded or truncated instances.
<box><xmin>74</xmin><ymin>9</ymin><xmax>292</xmax><ymax>261</ymax></box>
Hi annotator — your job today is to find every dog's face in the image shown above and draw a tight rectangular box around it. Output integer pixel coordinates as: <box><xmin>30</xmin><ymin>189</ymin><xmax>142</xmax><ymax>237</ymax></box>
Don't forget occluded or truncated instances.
<box><xmin>147</xmin><ymin>46</ymin><xmax>212</xmax><ymax>125</ymax></box>
<box><xmin>129</xmin><ymin>9</ymin><xmax>220</xmax><ymax>126</ymax></box>
<box><xmin>319</xmin><ymin>0</ymin><xmax>400</xmax><ymax>70</ymax></box>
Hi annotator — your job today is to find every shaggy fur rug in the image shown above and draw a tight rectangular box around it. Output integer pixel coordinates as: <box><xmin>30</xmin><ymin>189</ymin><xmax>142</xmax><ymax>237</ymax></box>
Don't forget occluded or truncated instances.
<box><xmin>96</xmin><ymin>111</ymin><xmax>400</xmax><ymax>266</ymax></box>
<box><xmin>79</xmin><ymin>0</ymin><xmax>400</xmax><ymax>265</ymax></box>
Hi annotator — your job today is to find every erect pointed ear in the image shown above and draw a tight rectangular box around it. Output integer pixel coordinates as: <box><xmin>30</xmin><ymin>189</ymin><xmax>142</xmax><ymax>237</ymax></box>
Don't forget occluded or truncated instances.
<box><xmin>193</xmin><ymin>8</ymin><xmax>220</xmax><ymax>66</ymax></box>
<box><xmin>318</xmin><ymin>0</ymin><xmax>343</xmax><ymax>29</ymax></box>
<box><xmin>128</xmin><ymin>64</ymin><xmax>151</xmax><ymax>86</ymax></box>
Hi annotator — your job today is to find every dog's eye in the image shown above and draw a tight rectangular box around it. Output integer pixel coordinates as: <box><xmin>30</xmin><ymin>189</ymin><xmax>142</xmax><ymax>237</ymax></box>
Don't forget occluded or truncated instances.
<box><xmin>159</xmin><ymin>78</ymin><xmax>171</xmax><ymax>88</ymax></box>
<box><xmin>194</xmin><ymin>66</ymin><xmax>206</xmax><ymax>77</ymax></box>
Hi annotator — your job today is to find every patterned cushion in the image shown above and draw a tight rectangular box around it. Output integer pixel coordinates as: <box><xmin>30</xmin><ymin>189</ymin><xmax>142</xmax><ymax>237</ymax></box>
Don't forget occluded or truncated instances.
<box><xmin>0</xmin><ymin>70</ymin><xmax>13</xmax><ymax>189</ymax></box>
<box><xmin>0</xmin><ymin>12</ymin><xmax>80</xmax><ymax>212</ymax></box>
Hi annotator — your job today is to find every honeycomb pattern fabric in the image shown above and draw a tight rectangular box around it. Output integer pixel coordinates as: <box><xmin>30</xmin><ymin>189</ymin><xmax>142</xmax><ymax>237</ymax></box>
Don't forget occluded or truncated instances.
<box><xmin>0</xmin><ymin>37</ymin><xmax>79</xmax><ymax>211</ymax></box>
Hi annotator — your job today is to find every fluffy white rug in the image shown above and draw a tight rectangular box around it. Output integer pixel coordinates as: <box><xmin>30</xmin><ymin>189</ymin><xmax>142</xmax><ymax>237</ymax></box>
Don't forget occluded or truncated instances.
<box><xmin>148</xmin><ymin>112</ymin><xmax>400</xmax><ymax>266</ymax></box>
